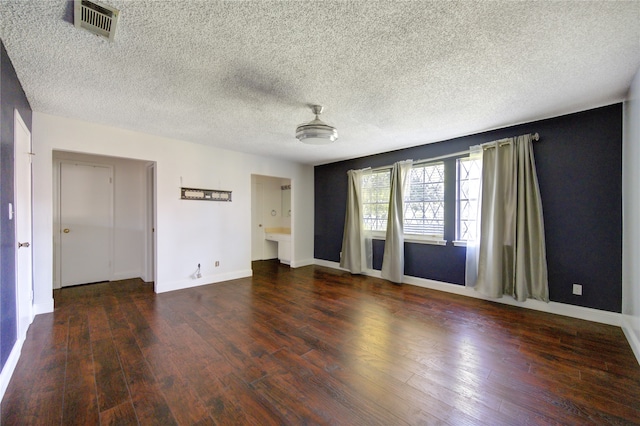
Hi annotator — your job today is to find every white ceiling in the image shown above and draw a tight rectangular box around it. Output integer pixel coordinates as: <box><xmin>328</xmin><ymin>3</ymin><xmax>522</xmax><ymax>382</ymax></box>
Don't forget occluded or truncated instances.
<box><xmin>1</xmin><ymin>1</ymin><xmax>639</xmax><ymax>165</ymax></box>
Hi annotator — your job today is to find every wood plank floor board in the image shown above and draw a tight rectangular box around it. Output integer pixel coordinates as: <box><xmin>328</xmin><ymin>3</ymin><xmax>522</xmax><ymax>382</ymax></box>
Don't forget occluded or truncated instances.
<box><xmin>306</xmin><ymin>326</ymin><xmax>513</xmax><ymax>425</ymax></box>
<box><xmin>98</xmin><ymin>401</ymin><xmax>138</xmax><ymax>425</ymax></box>
<box><xmin>87</xmin><ymin>306</ymin><xmax>114</xmax><ymax>343</ymax></box>
<box><xmin>251</xmin><ymin>373</ymin><xmax>331</xmax><ymax>425</ymax></box>
<box><xmin>92</xmin><ymin>337</ymin><xmax>131</xmax><ymax>413</ymax></box>
<box><xmin>111</xmin><ymin>335</ymin><xmax>177</xmax><ymax>425</ymax></box>
<box><xmin>2</xmin><ymin>260</ymin><xmax>639</xmax><ymax>425</ymax></box>
<box><xmin>405</xmin><ymin>373</ymin><xmax>518</xmax><ymax>426</ymax></box>
<box><xmin>299</xmin><ymin>350</ymin><xmax>414</xmax><ymax>426</ymax></box>
<box><xmin>302</xmin><ymin>347</ymin><xmax>487</xmax><ymax>426</ymax></box>
<box><xmin>486</xmin><ymin>367</ymin><xmax>634</xmax><ymax>425</ymax></box>
<box><xmin>497</xmin><ymin>399</ymin><xmax>560</xmax><ymax>425</ymax></box>
<box><xmin>152</xmin><ymin>318</ymin><xmax>222</xmax><ymax>369</ymax></box>
<box><xmin>578</xmin><ymin>363</ymin><xmax>640</xmax><ymax>393</ymax></box>
<box><xmin>217</xmin><ymin>372</ymin><xmax>287</xmax><ymax>425</ymax></box>
<box><xmin>184</xmin><ymin>310</ymin><xmax>289</xmax><ymax>385</ymax></box>
<box><xmin>62</xmin><ymin>314</ymin><xmax>100</xmax><ymax>425</ymax></box>
<box><xmin>165</xmin><ymin>361</ymin><xmax>245</xmax><ymax>423</ymax></box>
<box><xmin>271</xmin><ymin>347</ymin><xmax>400</xmax><ymax>425</ymax></box>
<box><xmin>528</xmin><ymin>361</ymin><xmax>640</xmax><ymax>413</ymax></box>
<box><xmin>156</xmin><ymin>371</ymin><xmax>212</xmax><ymax>425</ymax></box>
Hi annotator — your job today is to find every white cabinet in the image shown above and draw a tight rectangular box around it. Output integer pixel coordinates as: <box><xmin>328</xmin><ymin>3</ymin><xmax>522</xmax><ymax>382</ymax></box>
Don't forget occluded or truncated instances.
<box><xmin>278</xmin><ymin>240</ymin><xmax>291</xmax><ymax>264</ymax></box>
<box><xmin>265</xmin><ymin>233</ymin><xmax>291</xmax><ymax>265</ymax></box>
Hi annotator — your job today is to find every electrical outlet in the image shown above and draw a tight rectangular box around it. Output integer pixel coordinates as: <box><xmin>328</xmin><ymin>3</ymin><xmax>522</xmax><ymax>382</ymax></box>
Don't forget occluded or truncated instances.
<box><xmin>215</xmin><ymin>261</ymin><xmax>220</xmax><ymax>267</ymax></box>
<box><xmin>572</xmin><ymin>283</ymin><xmax>582</xmax><ymax>296</ymax></box>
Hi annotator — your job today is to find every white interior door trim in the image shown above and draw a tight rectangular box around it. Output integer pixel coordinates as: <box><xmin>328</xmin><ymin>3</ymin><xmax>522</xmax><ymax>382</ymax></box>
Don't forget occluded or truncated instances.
<box><xmin>144</xmin><ymin>162</ymin><xmax>156</xmax><ymax>284</ymax></box>
<box><xmin>14</xmin><ymin>109</ymin><xmax>34</xmax><ymax>338</ymax></box>
<box><xmin>54</xmin><ymin>159</ymin><xmax>115</xmax><ymax>288</ymax></box>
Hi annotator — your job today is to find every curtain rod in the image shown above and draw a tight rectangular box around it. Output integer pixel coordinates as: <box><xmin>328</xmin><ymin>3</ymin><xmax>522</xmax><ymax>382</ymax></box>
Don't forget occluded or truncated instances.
<box><xmin>413</xmin><ymin>132</ymin><xmax>540</xmax><ymax>165</ymax></box>
<box><xmin>368</xmin><ymin>133</ymin><xmax>539</xmax><ymax>172</ymax></box>
<box><xmin>480</xmin><ymin>132</ymin><xmax>540</xmax><ymax>150</ymax></box>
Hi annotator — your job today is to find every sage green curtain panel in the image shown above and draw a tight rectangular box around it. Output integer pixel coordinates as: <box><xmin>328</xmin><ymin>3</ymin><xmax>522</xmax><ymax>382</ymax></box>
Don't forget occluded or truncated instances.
<box><xmin>513</xmin><ymin>136</ymin><xmax>549</xmax><ymax>301</ymax></box>
<box><xmin>468</xmin><ymin>134</ymin><xmax>549</xmax><ymax>302</ymax></box>
<box><xmin>340</xmin><ymin>169</ymin><xmax>371</xmax><ymax>273</ymax></box>
<box><xmin>464</xmin><ymin>146</ymin><xmax>483</xmax><ymax>288</ymax></box>
<box><xmin>381</xmin><ymin>160</ymin><xmax>413</xmax><ymax>284</ymax></box>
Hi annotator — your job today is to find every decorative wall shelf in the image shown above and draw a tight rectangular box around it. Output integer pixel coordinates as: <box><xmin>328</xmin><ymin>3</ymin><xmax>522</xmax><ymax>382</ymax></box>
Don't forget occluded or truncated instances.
<box><xmin>180</xmin><ymin>187</ymin><xmax>232</xmax><ymax>202</ymax></box>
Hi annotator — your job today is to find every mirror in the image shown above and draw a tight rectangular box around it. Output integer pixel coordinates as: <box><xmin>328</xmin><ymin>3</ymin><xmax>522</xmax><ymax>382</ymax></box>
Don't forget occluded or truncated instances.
<box><xmin>281</xmin><ymin>188</ymin><xmax>291</xmax><ymax>217</ymax></box>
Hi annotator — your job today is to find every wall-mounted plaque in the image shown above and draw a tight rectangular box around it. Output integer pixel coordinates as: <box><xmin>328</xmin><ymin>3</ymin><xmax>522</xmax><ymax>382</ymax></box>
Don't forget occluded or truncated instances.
<box><xmin>180</xmin><ymin>187</ymin><xmax>232</xmax><ymax>202</ymax></box>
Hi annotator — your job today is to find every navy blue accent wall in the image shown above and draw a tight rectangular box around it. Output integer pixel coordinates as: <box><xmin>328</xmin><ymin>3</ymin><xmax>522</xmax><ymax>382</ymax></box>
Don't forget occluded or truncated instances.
<box><xmin>0</xmin><ymin>40</ymin><xmax>32</xmax><ymax>369</ymax></box>
<box><xmin>315</xmin><ymin>104</ymin><xmax>623</xmax><ymax>313</ymax></box>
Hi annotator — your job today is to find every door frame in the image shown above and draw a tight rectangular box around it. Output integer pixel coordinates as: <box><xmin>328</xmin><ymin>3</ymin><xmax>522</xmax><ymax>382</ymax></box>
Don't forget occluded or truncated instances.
<box><xmin>144</xmin><ymin>162</ymin><xmax>156</xmax><ymax>284</ymax></box>
<box><xmin>14</xmin><ymin>109</ymin><xmax>33</xmax><ymax>339</ymax></box>
<box><xmin>251</xmin><ymin>177</ymin><xmax>264</xmax><ymax>261</ymax></box>
<box><xmin>250</xmin><ymin>174</ymin><xmax>293</xmax><ymax>263</ymax></box>
<box><xmin>53</xmin><ymin>159</ymin><xmax>115</xmax><ymax>289</ymax></box>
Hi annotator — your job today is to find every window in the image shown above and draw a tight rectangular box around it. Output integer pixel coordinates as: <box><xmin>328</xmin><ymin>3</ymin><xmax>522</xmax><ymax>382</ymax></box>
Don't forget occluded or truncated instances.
<box><xmin>362</xmin><ymin>169</ymin><xmax>390</xmax><ymax>232</ymax></box>
<box><xmin>404</xmin><ymin>162</ymin><xmax>445</xmax><ymax>237</ymax></box>
<box><xmin>360</xmin><ymin>155</ymin><xmax>480</xmax><ymax>244</ymax></box>
<box><xmin>456</xmin><ymin>156</ymin><xmax>482</xmax><ymax>241</ymax></box>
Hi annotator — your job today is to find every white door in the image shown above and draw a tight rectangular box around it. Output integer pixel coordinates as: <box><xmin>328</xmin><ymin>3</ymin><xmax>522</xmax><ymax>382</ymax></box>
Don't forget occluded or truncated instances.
<box><xmin>251</xmin><ymin>180</ymin><xmax>264</xmax><ymax>260</ymax></box>
<box><xmin>60</xmin><ymin>162</ymin><xmax>113</xmax><ymax>286</ymax></box>
<box><xmin>14</xmin><ymin>110</ymin><xmax>33</xmax><ymax>340</ymax></box>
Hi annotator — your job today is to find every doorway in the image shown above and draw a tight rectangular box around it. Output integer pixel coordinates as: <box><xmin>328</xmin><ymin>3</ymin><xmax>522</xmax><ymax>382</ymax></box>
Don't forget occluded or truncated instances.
<box><xmin>251</xmin><ymin>175</ymin><xmax>292</xmax><ymax>262</ymax></box>
<box><xmin>53</xmin><ymin>151</ymin><xmax>155</xmax><ymax>289</ymax></box>
<box><xmin>14</xmin><ymin>110</ymin><xmax>33</xmax><ymax>340</ymax></box>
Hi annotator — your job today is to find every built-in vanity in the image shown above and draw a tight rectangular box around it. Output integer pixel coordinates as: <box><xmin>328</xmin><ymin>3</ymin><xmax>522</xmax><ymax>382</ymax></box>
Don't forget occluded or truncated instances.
<box><xmin>265</xmin><ymin>228</ymin><xmax>291</xmax><ymax>264</ymax></box>
<box><xmin>252</xmin><ymin>175</ymin><xmax>293</xmax><ymax>265</ymax></box>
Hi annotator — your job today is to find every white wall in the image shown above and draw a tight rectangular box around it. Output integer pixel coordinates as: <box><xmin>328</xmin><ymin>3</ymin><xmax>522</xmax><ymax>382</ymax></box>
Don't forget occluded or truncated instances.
<box><xmin>261</xmin><ymin>176</ymin><xmax>284</xmax><ymax>230</ymax></box>
<box><xmin>32</xmin><ymin>113</ymin><xmax>314</xmax><ymax>313</ymax></box>
<box><xmin>52</xmin><ymin>151</ymin><xmax>147</xmax><ymax>286</ymax></box>
<box><xmin>623</xmin><ymin>66</ymin><xmax>640</xmax><ymax>363</ymax></box>
<box><xmin>280</xmin><ymin>180</ymin><xmax>292</xmax><ymax>229</ymax></box>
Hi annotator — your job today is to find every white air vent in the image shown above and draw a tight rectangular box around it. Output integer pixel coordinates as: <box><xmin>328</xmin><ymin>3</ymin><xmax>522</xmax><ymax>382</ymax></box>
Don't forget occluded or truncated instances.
<box><xmin>74</xmin><ymin>0</ymin><xmax>119</xmax><ymax>41</ymax></box>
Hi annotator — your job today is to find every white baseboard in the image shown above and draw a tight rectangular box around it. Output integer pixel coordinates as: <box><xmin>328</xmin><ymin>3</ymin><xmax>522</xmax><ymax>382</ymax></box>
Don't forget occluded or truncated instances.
<box><xmin>314</xmin><ymin>259</ymin><xmax>350</xmax><ymax>271</ymax></box>
<box><xmin>313</xmin><ymin>259</ymin><xmax>621</xmax><ymax>327</ymax></box>
<box><xmin>156</xmin><ymin>269</ymin><xmax>253</xmax><ymax>293</ymax></box>
<box><xmin>622</xmin><ymin>315</ymin><xmax>640</xmax><ymax>366</ymax></box>
<box><xmin>33</xmin><ymin>298</ymin><xmax>54</xmax><ymax>315</ymax></box>
<box><xmin>290</xmin><ymin>258</ymin><xmax>315</xmax><ymax>268</ymax></box>
<box><xmin>0</xmin><ymin>336</ymin><xmax>24</xmax><ymax>403</ymax></box>
<box><xmin>112</xmin><ymin>270</ymin><xmax>142</xmax><ymax>281</ymax></box>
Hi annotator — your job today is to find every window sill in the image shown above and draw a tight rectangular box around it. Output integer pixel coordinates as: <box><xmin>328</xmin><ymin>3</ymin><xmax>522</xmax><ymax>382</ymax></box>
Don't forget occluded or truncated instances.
<box><xmin>405</xmin><ymin>236</ymin><xmax>447</xmax><ymax>246</ymax></box>
<box><xmin>371</xmin><ymin>234</ymin><xmax>447</xmax><ymax>246</ymax></box>
<box><xmin>369</xmin><ymin>232</ymin><xmax>386</xmax><ymax>241</ymax></box>
<box><xmin>452</xmin><ymin>240</ymin><xmax>468</xmax><ymax>247</ymax></box>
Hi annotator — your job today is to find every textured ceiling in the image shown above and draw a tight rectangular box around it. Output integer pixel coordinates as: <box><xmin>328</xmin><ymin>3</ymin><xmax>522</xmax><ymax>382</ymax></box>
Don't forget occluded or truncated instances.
<box><xmin>1</xmin><ymin>1</ymin><xmax>639</xmax><ymax>165</ymax></box>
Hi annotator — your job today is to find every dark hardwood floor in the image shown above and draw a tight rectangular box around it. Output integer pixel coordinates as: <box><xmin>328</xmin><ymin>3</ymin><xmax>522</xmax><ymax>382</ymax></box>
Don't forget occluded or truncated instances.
<box><xmin>2</xmin><ymin>260</ymin><xmax>639</xmax><ymax>425</ymax></box>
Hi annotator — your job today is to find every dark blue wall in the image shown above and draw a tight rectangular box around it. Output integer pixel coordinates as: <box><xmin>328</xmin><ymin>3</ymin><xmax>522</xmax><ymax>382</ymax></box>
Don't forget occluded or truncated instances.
<box><xmin>0</xmin><ymin>40</ymin><xmax>32</xmax><ymax>369</ymax></box>
<box><xmin>315</xmin><ymin>104</ymin><xmax>623</xmax><ymax>313</ymax></box>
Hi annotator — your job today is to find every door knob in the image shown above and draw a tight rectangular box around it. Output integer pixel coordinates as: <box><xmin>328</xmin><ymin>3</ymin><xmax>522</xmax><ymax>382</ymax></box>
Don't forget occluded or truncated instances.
<box><xmin>18</xmin><ymin>242</ymin><xmax>30</xmax><ymax>248</ymax></box>
<box><xmin>63</xmin><ymin>228</ymin><xmax>70</xmax><ymax>233</ymax></box>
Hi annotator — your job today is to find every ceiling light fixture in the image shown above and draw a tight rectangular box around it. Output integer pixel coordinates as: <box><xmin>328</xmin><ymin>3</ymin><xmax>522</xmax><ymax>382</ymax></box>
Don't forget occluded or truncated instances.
<box><xmin>295</xmin><ymin>105</ymin><xmax>338</xmax><ymax>145</ymax></box>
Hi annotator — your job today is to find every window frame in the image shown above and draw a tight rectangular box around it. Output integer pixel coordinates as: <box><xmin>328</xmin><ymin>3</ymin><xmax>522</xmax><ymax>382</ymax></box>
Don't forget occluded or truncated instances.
<box><xmin>361</xmin><ymin>168</ymin><xmax>392</xmax><ymax>234</ymax></box>
<box><xmin>454</xmin><ymin>154</ymin><xmax>482</xmax><ymax>245</ymax></box>
<box><xmin>360</xmin><ymin>163</ymin><xmax>447</xmax><ymax>246</ymax></box>
<box><xmin>403</xmin><ymin>161</ymin><xmax>446</xmax><ymax>242</ymax></box>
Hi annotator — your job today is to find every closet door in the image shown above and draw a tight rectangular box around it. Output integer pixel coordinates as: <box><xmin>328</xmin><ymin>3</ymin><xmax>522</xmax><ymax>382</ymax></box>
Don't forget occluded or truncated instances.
<box><xmin>60</xmin><ymin>162</ymin><xmax>113</xmax><ymax>286</ymax></box>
